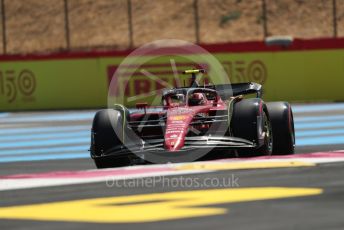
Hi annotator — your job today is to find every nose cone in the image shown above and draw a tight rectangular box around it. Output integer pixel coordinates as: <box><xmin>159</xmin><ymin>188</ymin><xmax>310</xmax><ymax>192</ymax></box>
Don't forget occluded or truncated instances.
<box><xmin>164</xmin><ymin>114</ymin><xmax>192</xmax><ymax>151</ymax></box>
<box><xmin>164</xmin><ymin>136</ymin><xmax>184</xmax><ymax>151</ymax></box>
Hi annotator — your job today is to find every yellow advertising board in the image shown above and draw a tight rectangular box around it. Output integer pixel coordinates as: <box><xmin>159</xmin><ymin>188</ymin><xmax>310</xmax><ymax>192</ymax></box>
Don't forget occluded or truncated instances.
<box><xmin>0</xmin><ymin>48</ymin><xmax>344</xmax><ymax>111</ymax></box>
<box><xmin>215</xmin><ymin>50</ymin><xmax>344</xmax><ymax>102</ymax></box>
<box><xmin>0</xmin><ymin>59</ymin><xmax>108</xmax><ymax>110</ymax></box>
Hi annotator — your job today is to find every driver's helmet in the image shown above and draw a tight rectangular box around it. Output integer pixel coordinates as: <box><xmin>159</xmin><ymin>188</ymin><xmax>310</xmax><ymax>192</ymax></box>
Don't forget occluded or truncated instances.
<box><xmin>189</xmin><ymin>93</ymin><xmax>205</xmax><ymax>106</ymax></box>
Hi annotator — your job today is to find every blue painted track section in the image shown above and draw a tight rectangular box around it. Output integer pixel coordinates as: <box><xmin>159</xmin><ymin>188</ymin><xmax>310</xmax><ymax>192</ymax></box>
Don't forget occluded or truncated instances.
<box><xmin>0</xmin><ymin>103</ymin><xmax>344</xmax><ymax>163</ymax></box>
<box><xmin>0</xmin><ymin>111</ymin><xmax>92</xmax><ymax>163</ymax></box>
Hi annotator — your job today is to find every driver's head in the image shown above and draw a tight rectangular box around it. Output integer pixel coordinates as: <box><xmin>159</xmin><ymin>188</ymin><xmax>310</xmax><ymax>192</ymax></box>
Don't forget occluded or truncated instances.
<box><xmin>189</xmin><ymin>93</ymin><xmax>205</xmax><ymax>106</ymax></box>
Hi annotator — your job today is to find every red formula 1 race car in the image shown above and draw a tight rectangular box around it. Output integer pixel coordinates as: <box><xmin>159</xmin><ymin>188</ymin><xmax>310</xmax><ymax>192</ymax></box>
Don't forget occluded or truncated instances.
<box><xmin>90</xmin><ymin>69</ymin><xmax>295</xmax><ymax>168</ymax></box>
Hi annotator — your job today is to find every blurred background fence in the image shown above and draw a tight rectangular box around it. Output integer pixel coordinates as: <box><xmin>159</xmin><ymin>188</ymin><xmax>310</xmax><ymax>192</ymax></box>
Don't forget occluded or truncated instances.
<box><xmin>0</xmin><ymin>0</ymin><xmax>342</xmax><ymax>55</ymax></box>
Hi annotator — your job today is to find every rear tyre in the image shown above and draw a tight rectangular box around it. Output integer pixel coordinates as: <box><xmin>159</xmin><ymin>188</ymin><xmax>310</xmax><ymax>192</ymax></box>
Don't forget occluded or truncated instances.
<box><xmin>267</xmin><ymin>102</ymin><xmax>295</xmax><ymax>155</ymax></box>
<box><xmin>232</xmin><ymin>99</ymin><xmax>273</xmax><ymax>157</ymax></box>
<box><xmin>91</xmin><ymin>109</ymin><xmax>130</xmax><ymax>168</ymax></box>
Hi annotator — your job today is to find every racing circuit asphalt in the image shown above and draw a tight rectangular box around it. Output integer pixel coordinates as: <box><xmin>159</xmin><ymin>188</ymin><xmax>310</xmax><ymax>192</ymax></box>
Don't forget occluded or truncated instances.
<box><xmin>1</xmin><ymin>103</ymin><xmax>344</xmax><ymax>229</ymax></box>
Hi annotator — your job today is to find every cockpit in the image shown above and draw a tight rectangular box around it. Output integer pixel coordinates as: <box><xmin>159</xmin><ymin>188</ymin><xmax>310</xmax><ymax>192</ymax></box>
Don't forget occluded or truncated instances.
<box><xmin>188</xmin><ymin>93</ymin><xmax>206</xmax><ymax>106</ymax></box>
<box><xmin>162</xmin><ymin>91</ymin><xmax>210</xmax><ymax>107</ymax></box>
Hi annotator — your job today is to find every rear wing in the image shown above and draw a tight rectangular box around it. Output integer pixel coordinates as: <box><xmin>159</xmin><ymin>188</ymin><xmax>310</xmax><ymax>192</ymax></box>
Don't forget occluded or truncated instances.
<box><xmin>209</xmin><ymin>82</ymin><xmax>263</xmax><ymax>99</ymax></box>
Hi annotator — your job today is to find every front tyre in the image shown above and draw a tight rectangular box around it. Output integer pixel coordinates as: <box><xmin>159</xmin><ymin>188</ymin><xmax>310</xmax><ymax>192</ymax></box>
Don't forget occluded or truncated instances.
<box><xmin>232</xmin><ymin>99</ymin><xmax>273</xmax><ymax>157</ymax></box>
<box><xmin>91</xmin><ymin>109</ymin><xmax>130</xmax><ymax>168</ymax></box>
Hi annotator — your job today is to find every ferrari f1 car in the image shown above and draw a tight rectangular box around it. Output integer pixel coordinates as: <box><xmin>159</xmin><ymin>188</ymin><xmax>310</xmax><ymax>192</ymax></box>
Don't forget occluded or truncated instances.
<box><xmin>90</xmin><ymin>69</ymin><xmax>295</xmax><ymax>168</ymax></box>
